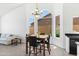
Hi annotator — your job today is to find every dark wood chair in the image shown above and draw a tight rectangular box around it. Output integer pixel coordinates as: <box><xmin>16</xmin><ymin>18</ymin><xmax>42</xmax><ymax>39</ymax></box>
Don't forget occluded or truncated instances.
<box><xmin>46</xmin><ymin>35</ymin><xmax>51</xmax><ymax>54</ymax></box>
<box><xmin>27</xmin><ymin>36</ymin><xmax>41</xmax><ymax>56</ymax></box>
<box><xmin>40</xmin><ymin>35</ymin><xmax>51</xmax><ymax>55</ymax></box>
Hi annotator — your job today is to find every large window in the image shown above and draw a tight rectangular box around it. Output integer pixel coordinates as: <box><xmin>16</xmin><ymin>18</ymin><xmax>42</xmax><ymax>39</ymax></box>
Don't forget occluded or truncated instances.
<box><xmin>38</xmin><ymin>13</ymin><xmax>52</xmax><ymax>35</ymax></box>
<box><xmin>55</xmin><ymin>15</ymin><xmax>60</xmax><ymax>37</ymax></box>
<box><xmin>73</xmin><ymin>17</ymin><xmax>79</xmax><ymax>32</ymax></box>
<box><xmin>29</xmin><ymin>9</ymin><xmax>52</xmax><ymax>35</ymax></box>
<box><xmin>29</xmin><ymin>24</ymin><xmax>34</xmax><ymax>34</ymax></box>
<box><xmin>29</xmin><ymin>16</ymin><xmax>34</xmax><ymax>34</ymax></box>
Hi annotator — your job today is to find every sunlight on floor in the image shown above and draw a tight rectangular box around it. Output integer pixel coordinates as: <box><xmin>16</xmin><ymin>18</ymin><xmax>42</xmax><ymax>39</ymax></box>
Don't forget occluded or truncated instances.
<box><xmin>53</xmin><ymin>46</ymin><xmax>57</xmax><ymax>49</ymax></box>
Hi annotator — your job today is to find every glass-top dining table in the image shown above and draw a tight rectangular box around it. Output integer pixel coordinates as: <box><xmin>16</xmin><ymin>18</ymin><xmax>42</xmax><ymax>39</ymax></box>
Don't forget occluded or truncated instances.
<box><xmin>26</xmin><ymin>34</ymin><xmax>48</xmax><ymax>56</ymax></box>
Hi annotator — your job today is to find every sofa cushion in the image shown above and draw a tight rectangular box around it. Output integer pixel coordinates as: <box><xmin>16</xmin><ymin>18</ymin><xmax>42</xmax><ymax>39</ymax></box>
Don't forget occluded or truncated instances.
<box><xmin>1</xmin><ymin>34</ymin><xmax>6</xmax><ymax>38</ymax></box>
<box><xmin>0</xmin><ymin>38</ymin><xmax>7</xmax><ymax>40</ymax></box>
<box><xmin>1</xmin><ymin>34</ymin><xmax>11</xmax><ymax>38</ymax></box>
<box><xmin>5</xmin><ymin>34</ymin><xmax>10</xmax><ymax>37</ymax></box>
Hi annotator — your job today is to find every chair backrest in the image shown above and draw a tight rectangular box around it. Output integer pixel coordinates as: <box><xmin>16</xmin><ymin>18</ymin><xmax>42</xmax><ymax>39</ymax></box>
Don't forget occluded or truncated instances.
<box><xmin>47</xmin><ymin>35</ymin><xmax>50</xmax><ymax>44</ymax></box>
<box><xmin>40</xmin><ymin>33</ymin><xmax>45</xmax><ymax>35</ymax></box>
<box><xmin>28</xmin><ymin>36</ymin><xmax>38</xmax><ymax>47</ymax></box>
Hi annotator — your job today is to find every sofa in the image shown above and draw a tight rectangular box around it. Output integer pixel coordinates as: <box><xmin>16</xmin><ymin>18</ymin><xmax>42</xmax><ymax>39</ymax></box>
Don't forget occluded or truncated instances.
<box><xmin>0</xmin><ymin>34</ymin><xmax>22</xmax><ymax>45</ymax></box>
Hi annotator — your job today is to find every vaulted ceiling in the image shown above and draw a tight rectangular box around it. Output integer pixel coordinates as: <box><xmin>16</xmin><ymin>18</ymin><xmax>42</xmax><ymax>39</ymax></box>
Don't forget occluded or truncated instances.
<box><xmin>0</xmin><ymin>3</ymin><xmax>23</xmax><ymax>16</ymax></box>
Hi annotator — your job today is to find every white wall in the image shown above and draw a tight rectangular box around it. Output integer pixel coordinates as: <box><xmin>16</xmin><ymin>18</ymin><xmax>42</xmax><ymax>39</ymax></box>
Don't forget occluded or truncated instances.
<box><xmin>63</xmin><ymin>3</ymin><xmax>79</xmax><ymax>52</ymax></box>
<box><xmin>1</xmin><ymin>4</ymin><xmax>26</xmax><ymax>39</ymax></box>
<box><xmin>0</xmin><ymin>17</ymin><xmax>1</xmax><ymax>33</ymax></box>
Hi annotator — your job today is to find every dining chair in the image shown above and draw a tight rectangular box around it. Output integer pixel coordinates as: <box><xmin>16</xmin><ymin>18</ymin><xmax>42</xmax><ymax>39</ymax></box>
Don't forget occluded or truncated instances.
<box><xmin>46</xmin><ymin>35</ymin><xmax>51</xmax><ymax>55</ymax></box>
<box><xmin>40</xmin><ymin>35</ymin><xmax>51</xmax><ymax>55</ymax></box>
<box><xmin>27</xmin><ymin>36</ymin><xmax>41</xmax><ymax>56</ymax></box>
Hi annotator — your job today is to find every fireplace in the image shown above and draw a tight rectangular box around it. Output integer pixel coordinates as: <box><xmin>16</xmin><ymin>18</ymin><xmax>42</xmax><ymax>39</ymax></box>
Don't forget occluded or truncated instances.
<box><xmin>65</xmin><ymin>33</ymin><xmax>79</xmax><ymax>55</ymax></box>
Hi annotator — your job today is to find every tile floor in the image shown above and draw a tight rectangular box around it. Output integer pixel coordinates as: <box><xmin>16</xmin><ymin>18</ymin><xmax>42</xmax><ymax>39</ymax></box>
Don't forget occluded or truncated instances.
<box><xmin>0</xmin><ymin>43</ymin><xmax>74</xmax><ymax>56</ymax></box>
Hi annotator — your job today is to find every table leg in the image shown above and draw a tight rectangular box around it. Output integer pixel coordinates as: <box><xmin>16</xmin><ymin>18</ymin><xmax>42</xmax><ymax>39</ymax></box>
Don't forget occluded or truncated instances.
<box><xmin>11</xmin><ymin>40</ymin><xmax>13</xmax><ymax>45</ymax></box>
<box><xmin>43</xmin><ymin>39</ymin><xmax>45</xmax><ymax>56</ymax></box>
<box><xmin>26</xmin><ymin>40</ymin><xmax>28</xmax><ymax>54</ymax></box>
